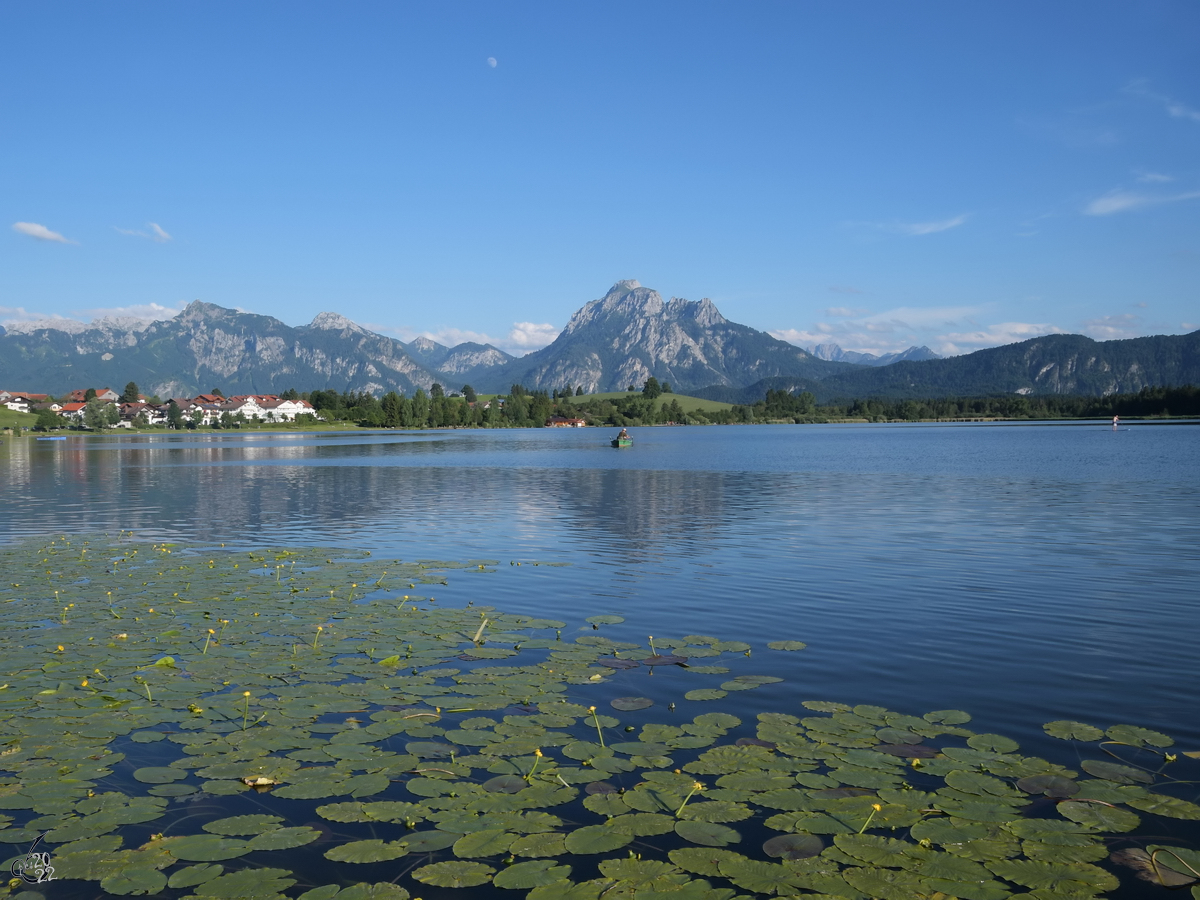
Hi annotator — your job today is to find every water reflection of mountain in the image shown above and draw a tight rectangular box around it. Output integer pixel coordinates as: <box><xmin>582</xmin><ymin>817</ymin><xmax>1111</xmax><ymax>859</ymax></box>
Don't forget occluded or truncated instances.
<box><xmin>0</xmin><ymin>435</ymin><xmax>785</xmax><ymax>566</ymax></box>
<box><xmin>545</xmin><ymin>468</ymin><xmax>733</xmax><ymax>561</ymax></box>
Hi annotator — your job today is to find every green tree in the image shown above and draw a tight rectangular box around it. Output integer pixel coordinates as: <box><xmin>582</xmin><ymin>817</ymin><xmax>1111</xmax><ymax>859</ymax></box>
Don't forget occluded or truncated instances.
<box><xmin>121</xmin><ymin>381</ymin><xmax>140</xmax><ymax>403</ymax></box>
<box><xmin>83</xmin><ymin>400</ymin><xmax>107</xmax><ymax>430</ymax></box>
<box><xmin>211</xmin><ymin>388</ymin><xmax>225</xmax><ymax>398</ymax></box>
<box><xmin>410</xmin><ymin>389</ymin><xmax>430</xmax><ymax>428</ymax></box>
<box><xmin>642</xmin><ymin>377</ymin><xmax>662</xmax><ymax>400</ymax></box>
<box><xmin>575</xmin><ymin>386</ymin><xmax>584</xmax><ymax>396</ymax></box>
<box><xmin>662</xmin><ymin>382</ymin><xmax>672</xmax><ymax>393</ymax></box>
<box><xmin>167</xmin><ymin>400</ymin><xmax>184</xmax><ymax>429</ymax></box>
<box><xmin>381</xmin><ymin>391</ymin><xmax>404</xmax><ymax>427</ymax></box>
<box><xmin>105</xmin><ymin>403</ymin><xmax>120</xmax><ymax>427</ymax></box>
<box><xmin>461</xmin><ymin>384</ymin><xmax>477</xmax><ymax>403</ymax></box>
<box><xmin>280</xmin><ymin>387</ymin><xmax>298</xmax><ymax>400</ymax></box>
<box><xmin>430</xmin><ymin>383</ymin><xmax>445</xmax><ymax>400</ymax></box>
<box><xmin>34</xmin><ymin>408</ymin><xmax>62</xmax><ymax>431</ymax></box>
<box><xmin>84</xmin><ymin>388</ymin><xmax>97</xmax><ymax>402</ymax></box>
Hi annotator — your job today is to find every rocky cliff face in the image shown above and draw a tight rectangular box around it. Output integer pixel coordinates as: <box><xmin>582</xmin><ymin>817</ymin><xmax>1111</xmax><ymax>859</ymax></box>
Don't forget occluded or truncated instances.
<box><xmin>0</xmin><ymin>302</ymin><xmax>509</xmax><ymax>397</ymax></box>
<box><xmin>493</xmin><ymin>280</ymin><xmax>831</xmax><ymax>394</ymax></box>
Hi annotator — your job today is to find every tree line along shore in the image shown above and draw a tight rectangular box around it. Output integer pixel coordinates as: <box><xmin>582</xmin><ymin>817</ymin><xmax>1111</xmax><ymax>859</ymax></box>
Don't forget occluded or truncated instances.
<box><xmin>2</xmin><ymin>379</ymin><xmax>1197</xmax><ymax>435</ymax></box>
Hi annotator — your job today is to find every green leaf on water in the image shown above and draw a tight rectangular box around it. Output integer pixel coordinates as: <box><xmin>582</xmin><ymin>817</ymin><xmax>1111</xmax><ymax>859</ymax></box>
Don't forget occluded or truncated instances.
<box><xmin>763</xmin><ymin>833</ymin><xmax>823</xmax><ymax>859</ymax></box>
<box><xmin>1057</xmin><ymin>799</ymin><xmax>1141</xmax><ymax>831</ymax></box>
<box><xmin>453</xmin><ymin>828</ymin><xmax>516</xmax><ymax>858</ymax></box>
<box><xmin>675</xmin><ymin>819</ymin><xmax>741</xmax><ymax>846</ymax></box>
<box><xmin>100</xmin><ymin>868</ymin><xmax>169</xmax><ymax>895</ymax></box>
<box><xmin>684</xmin><ymin>689</ymin><xmax>727</xmax><ymax>702</ymax></box>
<box><xmin>987</xmin><ymin>858</ymin><xmax>1119</xmax><ymax>892</ymax></box>
<box><xmin>610</xmin><ymin>697</ymin><xmax>653</xmax><ymax>711</ymax></box>
<box><xmin>1043</xmin><ymin>720</ymin><xmax>1105</xmax><ymax>741</ymax></box>
<box><xmin>168</xmin><ymin>863</ymin><xmax>224</xmax><ymax>889</ymax></box>
<box><xmin>584</xmin><ymin>616</ymin><xmax>623</xmax><ymax>625</ymax></box>
<box><xmin>193</xmin><ymin>867</ymin><xmax>296</xmax><ymax>897</ymax></box>
<box><xmin>1107</xmin><ymin>723</ymin><xmax>1173</xmax><ymax>748</ymax></box>
<box><xmin>1080</xmin><ymin>759</ymin><xmax>1153</xmax><ymax>784</ymax></box>
<box><xmin>924</xmin><ymin>709</ymin><xmax>971</xmax><ymax>725</ymax></box>
<box><xmin>324</xmin><ymin>839</ymin><xmax>410</xmax><ymax>863</ymax></box>
<box><xmin>131</xmin><ymin>766</ymin><xmax>186</xmax><ymax>784</ymax></box>
<box><xmin>158</xmin><ymin>834</ymin><xmax>252</xmax><ymax>861</ymax></box>
<box><xmin>563</xmin><ymin>824</ymin><xmax>633</xmax><ymax>854</ymax></box>
<box><xmin>202</xmin><ymin>814</ymin><xmax>284</xmax><ymax>836</ymax></box>
<box><xmin>494</xmin><ymin>859</ymin><xmax>573</xmax><ymax>889</ymax></box>
<box><xmin>1126</xmin><ymin>792</ymin><xmax>1200</xmax><ymax>820</ymax></box>
<box><xmin>510</xmin><ymin>832</ymin><xmax>567</xmax><ymax>857</ymax></box>
<box><xmin>766</xmin><ymin>641</ymin><xmax>806</xmax><ymax>651</ymax></box>
<box><xmin>412</xmin><ymin>860</ymin><xmax>495</xmax><ymax>888</ymax></box>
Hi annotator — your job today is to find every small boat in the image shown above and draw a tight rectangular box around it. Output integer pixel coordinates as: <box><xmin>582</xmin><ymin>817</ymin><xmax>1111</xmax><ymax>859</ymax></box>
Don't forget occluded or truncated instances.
<box><xmin>36</xmin><ymin>436</ymin><xmax>67</xmax><ymax>441</ymax></box>
<box><xmin>611</xmin><ymin>437</ymin><xmax>633</xmax><ymax>448</ymax></box>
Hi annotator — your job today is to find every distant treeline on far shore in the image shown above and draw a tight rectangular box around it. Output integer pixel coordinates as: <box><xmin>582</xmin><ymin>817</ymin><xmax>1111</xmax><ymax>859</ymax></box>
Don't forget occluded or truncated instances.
<box><xmin>310</xmin><ymin>382</ymin><xmax>1200</xmax><ymax>428</ymax></box>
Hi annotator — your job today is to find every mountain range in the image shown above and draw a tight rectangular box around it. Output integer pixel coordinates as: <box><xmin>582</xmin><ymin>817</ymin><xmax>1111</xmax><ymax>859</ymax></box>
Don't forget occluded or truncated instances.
<box><xmin>1</xmin><ymin>280</ymin><xmax>1196</xmax><ymax>401</ymax></box>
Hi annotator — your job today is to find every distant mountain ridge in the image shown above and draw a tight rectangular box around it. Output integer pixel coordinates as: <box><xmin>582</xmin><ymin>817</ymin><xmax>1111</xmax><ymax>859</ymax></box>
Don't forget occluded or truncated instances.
<box><xmin>807</xmin><ymin>342</ymin><xmax>941</xmax><ymax>366</ymax></box>
<box><xmin>478</xmin><ymin>280</ymin><xmax>840</xmax><ymax>394</ymax></box>
<box><xmin>0</xmin><ymin>301</ymin><xmax>514</xmax><ymax>398</ymax></box>
<box><xmin>1</xmin><ymin>281</ymin><xmax>1195</xmax><ymax>400</ymax></box>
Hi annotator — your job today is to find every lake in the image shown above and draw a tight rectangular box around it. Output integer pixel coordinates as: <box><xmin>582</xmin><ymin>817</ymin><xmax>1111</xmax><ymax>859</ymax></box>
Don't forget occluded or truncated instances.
<box><xmin>2</xmin><ymin>421</ymin><xmax>1198</xmax><ymax>896</ymax></box>
<box><xmin>5</xmin><ymin>421</ymin><xmax>1198</xmax><ymax>751</ymax></box>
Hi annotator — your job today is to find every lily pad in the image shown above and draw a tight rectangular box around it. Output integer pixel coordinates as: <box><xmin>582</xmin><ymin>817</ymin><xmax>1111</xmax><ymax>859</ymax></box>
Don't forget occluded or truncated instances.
<box><xmin>412</xmin><ymin>860</ymin><xmax>495</xmax><ymax>888</ymax></box>
<box><xmin>400</xmin><ymin>830</ymin><xmax>459</xmax><ymax>853</ymax></box>
<box><xmin>493</xmin><ymin>859</ymin><xmax>572</xmax><ymax>889</ymax></box>
<box><xmin>131</xmin><ymin>766</ymin><xmax>186</xmax><ymax>784</ymax></box>
<box><xmin>1057</xmin><ymin>799</ymin><xmax>1141</xmax><ymax>831</ymax></box>
<box><xmin>168</xmin><ymin>864</ymin><xmax>225</xmax><ymax>889</ymax></box>
<box><xmin>202</xmin><ymin>814</ymin><xmax>284</xmax><ymax>836</ymax></box>
<box><xmin>1043</xmin><ymin>720</ymin><xmax>1105</xmax><ymax>741</ymax></box>
<box><xmin>325</xmin><ymin>839</ymin><xmax>410</xmax><ymax>863</ymax></box>
<box><xmin>100</xmin><ymin>868</ymin><xmax>169</xmax><ymax>895</ymax></box>
<box><xmin>763</xmin><ymin>833</ymin><xmax>823</xmax><ymax>859</ymax></box>
<box><xmin>563</xmin><ymin>824</ymin><xmax>633</xmax><ymax>854</ymax></box>
<box><xmin>675</xmin><ymin>820</ymin><xmax>741</xmax><ymax>846</ymax></box>
<box><xmin>766</xmin><ymin>641</ymin><xmax>807</xmax><ymax>651</ymax></box>
<box><xmin>610</xmin><ymin>697</ymin><xmax>653</xmax><ymax>711</ymax></box>
<box><xmin>1080</xmin><ymin>759</ymin><xmax>1154</xmax><ymax>783</ymax></box>
<box><xmin>684</xmin><ymin>689</ymin><xmax>727</xmax><ymax>702</ymax></box>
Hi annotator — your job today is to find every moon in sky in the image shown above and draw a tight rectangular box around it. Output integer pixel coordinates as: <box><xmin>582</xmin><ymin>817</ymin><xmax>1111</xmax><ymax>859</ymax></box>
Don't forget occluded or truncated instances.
<box><xmin>487</xmin><ymin>57</ymin><xmax>497</xmax><ymax>68</ymax></box>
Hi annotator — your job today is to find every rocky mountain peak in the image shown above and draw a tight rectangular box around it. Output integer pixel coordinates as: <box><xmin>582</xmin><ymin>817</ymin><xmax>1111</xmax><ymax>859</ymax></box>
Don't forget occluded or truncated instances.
<box><xmin>310</xmin><ymin>312</ymin><xmax>364</xmax><ymax>333</ymax></box>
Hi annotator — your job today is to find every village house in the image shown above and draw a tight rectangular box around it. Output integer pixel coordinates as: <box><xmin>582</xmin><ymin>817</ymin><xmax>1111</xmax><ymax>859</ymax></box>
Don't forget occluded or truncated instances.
<box><xmin>66</xmin><ymin>387</ymin><xmax>120</xmax><ymax>403</ymax></box>
<box><xmin>546</xmin><ymin>415</ymin><xmax>586</xmax><ymax>427</ymax></box>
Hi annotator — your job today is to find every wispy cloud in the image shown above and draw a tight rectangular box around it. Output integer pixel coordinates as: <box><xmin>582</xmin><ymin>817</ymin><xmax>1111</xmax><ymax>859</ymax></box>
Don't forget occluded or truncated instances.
<box><xmin>936</xmin><ymin>322</ymin><xmax>1065</xmax><ymax>355</ymax></box>
<box><xmin>1</xmin><ymin>301</ymin><xmax>183</xmax><ymax>333</ymax></box>
<box><xmin>1126</xmin><ymin>80</ymin><xmax>1200</xmax><ymax>123</ymax></box>
<box><xmin>12</xmin><ymin>221</ymin><xmax>75</xmax><ymax>244</ymax></box>
<box><xmin>824</xmin><ymin>306</ymin><xmax>869</xmax><ymax>318</ymax></box>
<box><xmin>116</xmin><ymin>222</ymin><xmax>172</xmax><ymax>243</ymax></box>
<box><xmin>1135</xmin><ymin>170</ymin><xmax>1173</xmax><ymax>184</ymax></box>
<box><xmin>507</xmin><ymin>322</ymin><xmax>559</xmax><ymax>351</ymax></box>
<box><xmin>364</xmin><ymin>320</ymin><xmax>560</xmax><ymax>356</ymax></box>
<box><xmin>1080</xmin><ymin>314</ymin><xmax>1141</xmax><ymax>341</ymax></box>
<box><xmin>1084</xmin><ymin>189</ymin><xmax>1200</xmax><ymax>216</ymax></box>
<box><xmin>889</xmin><ymin>214</ymin><xmax>969</xmax><ymax>236</ymax></box>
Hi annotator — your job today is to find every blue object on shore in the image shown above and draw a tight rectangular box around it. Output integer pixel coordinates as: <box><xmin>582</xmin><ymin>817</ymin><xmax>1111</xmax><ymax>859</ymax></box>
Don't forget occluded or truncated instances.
<box><xmin>36</xmin><ymin>436</ymin><xmax>67</xmax><ymax>441</ymax></box>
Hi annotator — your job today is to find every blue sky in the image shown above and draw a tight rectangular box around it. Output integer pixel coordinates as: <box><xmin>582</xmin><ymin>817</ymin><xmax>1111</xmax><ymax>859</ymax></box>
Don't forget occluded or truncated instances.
<box><xmin>2</xmin><ymin>2</ymin><xmax>1197</xmax><ymax>357</ymax></box>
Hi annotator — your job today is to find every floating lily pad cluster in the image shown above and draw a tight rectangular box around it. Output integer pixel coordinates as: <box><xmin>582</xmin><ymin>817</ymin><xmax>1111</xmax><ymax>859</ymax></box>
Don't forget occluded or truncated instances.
<box><xmin>0</xmin><ymin>536</ymin><xmax>1197</xmax><ymax>900</ymax></box>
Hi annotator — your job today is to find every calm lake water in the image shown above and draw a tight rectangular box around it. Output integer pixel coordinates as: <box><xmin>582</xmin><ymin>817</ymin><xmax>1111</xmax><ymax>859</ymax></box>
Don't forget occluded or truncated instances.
<box><xmin>3</xmin><ymin>420</ymin><xmax>1198</xmax><ymax>762</ymax></box>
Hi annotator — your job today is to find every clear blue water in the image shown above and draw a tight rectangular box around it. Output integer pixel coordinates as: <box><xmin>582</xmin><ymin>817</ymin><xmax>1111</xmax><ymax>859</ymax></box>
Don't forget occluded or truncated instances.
<box><xmin>3</xmin><ymin>421</ymin><xmax>1198</xmax><ymax>762</ymax></box>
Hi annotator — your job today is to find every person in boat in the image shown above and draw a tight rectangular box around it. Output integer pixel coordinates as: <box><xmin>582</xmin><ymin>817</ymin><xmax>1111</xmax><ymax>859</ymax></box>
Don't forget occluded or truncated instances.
<box><xmin>617</xmin><ymin>428</ymin><xmax>629</xmax><ymax>441</ymax></box>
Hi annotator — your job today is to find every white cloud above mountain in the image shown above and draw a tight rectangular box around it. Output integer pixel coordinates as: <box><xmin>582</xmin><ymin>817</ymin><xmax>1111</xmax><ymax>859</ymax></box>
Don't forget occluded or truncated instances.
<box><xmin>12</xmin><ymin>222</ymin><xmax>75</xmax><ymax>243</ymax></box>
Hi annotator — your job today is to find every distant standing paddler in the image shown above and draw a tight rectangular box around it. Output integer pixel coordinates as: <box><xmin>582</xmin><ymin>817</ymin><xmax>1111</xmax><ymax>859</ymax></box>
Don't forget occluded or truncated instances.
<box><xmin>1112</xmin><ymin>415</ymin><xmax>1119</xmax><ymax>429</ymax></box>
